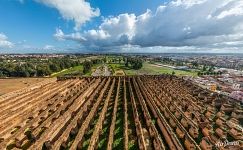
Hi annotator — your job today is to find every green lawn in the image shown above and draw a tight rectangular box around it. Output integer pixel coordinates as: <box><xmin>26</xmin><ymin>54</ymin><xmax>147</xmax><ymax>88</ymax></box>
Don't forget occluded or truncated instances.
<box><xmin>50</xmin><ymin>65</ymin><xmax>83</xmax><ymax>77</ymax></box>
<box><xmin>108</xmin><ymin>62</ymin><xmax>198</xmax><ymax>76</ymax></box>
<box><xmin>108</xmin><ymin>64</ymin><xmax>124</xmax><ymax>73</ymax></box>
<box><xmin>138</xmin><ymin>62</ymin><xmax>198</xmax><ymax>76</ymax></box>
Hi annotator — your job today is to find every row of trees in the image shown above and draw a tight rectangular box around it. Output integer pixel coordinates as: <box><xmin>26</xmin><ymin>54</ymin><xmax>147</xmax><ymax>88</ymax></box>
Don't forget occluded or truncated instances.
<box><xmin>83</xmin><ymin>59</ymin><xmax>103</xmax><ymax>74</ymax></box>
<box><xmin>125</xmin><ymin>57</ymin><xmax>143</xmax><ymax>70</ymax></box>
<box><xmin>197</xmin><ymin>71</ymin><xmax>223</xmax><ymax>76</ymax></box>
<box><xmin>104</xmin><ymin>57</ymin><xmax>123</xmax><ymax>64</ymax></box>
<box><xmin>83</xmin><ymin>60</ymin><xmax>92</xmax><ymax>74</ymax></box>
<box><xmin>0</xmin><ymin>57</ymin><xmax>81</xmax><ymax>77</ymax></box>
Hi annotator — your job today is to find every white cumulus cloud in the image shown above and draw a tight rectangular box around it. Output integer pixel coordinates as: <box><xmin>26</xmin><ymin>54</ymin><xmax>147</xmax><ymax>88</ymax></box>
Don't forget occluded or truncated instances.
<box><xmin>55</xmin><ymin>13</ymin><xmax>136</xmax><ymax>50</ymax></box>
<box><xmin>54</xmin><ymin>28</ymin><xmax>86</xmax><ymax>41</ymax></box>
<box><xmin>54</xmin><ymin>0</ymin><xmax>243</xmax><ymax>52</ymax></box>
<box><xmin>0</xmin><ymin>33</ymin><xmax>14</xmax><ymax>48</ymax></box>
<box><xmin>35</xmin><ymin>0</ymin><xmax>100</xmax><ymax>30</ymax></box>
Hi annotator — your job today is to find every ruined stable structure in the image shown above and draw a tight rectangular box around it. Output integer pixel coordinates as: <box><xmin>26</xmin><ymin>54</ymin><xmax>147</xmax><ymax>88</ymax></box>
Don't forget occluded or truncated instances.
<box><xmin>0</xmin><ymin>75</ymin><xmax>242</xmax><ymax>150</ymax></box>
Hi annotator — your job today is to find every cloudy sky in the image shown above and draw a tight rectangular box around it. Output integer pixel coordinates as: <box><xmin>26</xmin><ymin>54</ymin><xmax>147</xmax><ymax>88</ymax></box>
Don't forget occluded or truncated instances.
<box><xmin>0</xmin><ymin>0</ymin><xmax>243</xmax><ymax>53</ymax></box>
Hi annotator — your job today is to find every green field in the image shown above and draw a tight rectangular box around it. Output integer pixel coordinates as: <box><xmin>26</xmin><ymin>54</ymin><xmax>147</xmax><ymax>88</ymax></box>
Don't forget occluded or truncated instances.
<box><xmin>51</xmin><ymin>63</ymin><xmax>105</xmax><ymax>77</ymax></box>
<box><xmin>136</xmin><ymin>62</ymin><xmax>198</xmax><ymax>76</ymax></box>
<box><xmin>108</xmin><ymin>64</ymin><xmax>124</xmax><ymax>73</ymax></box>
<box><xmin>109</xmin><ymin>62</ymin><xmax>197</xmax><ymax>76</ymax></box>
<box><xmin>50</xmin><ymin>65</ymin><xmax>84</xmax><ymax>77</ymax></box>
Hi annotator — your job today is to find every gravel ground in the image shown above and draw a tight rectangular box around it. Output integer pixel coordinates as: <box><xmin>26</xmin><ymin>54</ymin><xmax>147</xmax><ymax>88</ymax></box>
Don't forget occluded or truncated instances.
<box><xmin>92</xmin><ymin>65</ymin><xmax>112</xmax><ymax>76</ymax></box>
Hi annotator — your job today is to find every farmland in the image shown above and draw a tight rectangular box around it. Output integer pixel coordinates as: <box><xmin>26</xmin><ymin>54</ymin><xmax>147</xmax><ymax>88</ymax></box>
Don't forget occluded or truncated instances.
<box><xmin>0</xmin><ymin>78</ymin><xmax>52</xmax><ymax>96</ymax></box>
<box><xmin>0</xmin><ymin>75</ymin><xmax>242</xmax><ymax>150</ymax></box>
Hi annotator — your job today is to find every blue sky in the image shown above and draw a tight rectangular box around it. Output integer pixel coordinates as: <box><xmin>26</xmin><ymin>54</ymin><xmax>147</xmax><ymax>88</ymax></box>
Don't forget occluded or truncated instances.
<box><xmin>0</xmin><ymin>0</ymin><xmax>243</xmax><ymax>53</ymax></box>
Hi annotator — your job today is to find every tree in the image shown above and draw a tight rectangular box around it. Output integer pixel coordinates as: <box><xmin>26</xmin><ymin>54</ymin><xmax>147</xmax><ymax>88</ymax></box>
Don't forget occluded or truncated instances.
<box><xmin>14</xmin><ymin>65</ymin><xmax>30</xmax><ymax>77</ymax></box>
<box><xmin>192</xmin><ymin>62</ymin><xmax>199</xmax><ymax>68</ymax></box>
<box><xmin>202</xmin><ymin>65</ymin><xmax>207</xmax><ymax>71</ymax></box>
<box><xmin>36</xmin><ymin>65</ymin><xmax>51</xmax><ymax>76</ymax></box>
<box><xmin>83</xmin><ymin>60</ymin><xmax>92</xmax><ymax>74</ymax></box>
<box><xmin>49</xmin><ymin>64</ymin><xmax>60</xmax><ymax>72</ymax></box>
<box><xmin>91</xmin><ymin>59</ymin><xmax>102</xmax><ymax>65</ymax></box>
<box><xmin>125</xmin><ymin>58</ymin><xmax>129</xmax><ymax>67</ymax></box>
<box><xmin>208</xmin><ymin>66</ymin><xmax>215</xmax><ymax>72</ymax></box>
<box><xmin>118</xmin><ymin>58</ymin><xmax>122</xmax><ymax>64</ymax></box>
<box><xmin>0</xmin><ymin>71</ymin><xmax>5</xmax><ymax>77</ymax></box>
<box><xmin>172</xmin><ymin>71</ymin><xmax>175</xmax><ymax>75</ymax></box>
<box><xmin>103</xmin><ymin>57</ymin><xmax>107</xmax><ymax>63</ymax></box>
<box><xmin>125</xmin><ymin>57</ymin><xmax>143</xmax><ymax>70</ymax></box>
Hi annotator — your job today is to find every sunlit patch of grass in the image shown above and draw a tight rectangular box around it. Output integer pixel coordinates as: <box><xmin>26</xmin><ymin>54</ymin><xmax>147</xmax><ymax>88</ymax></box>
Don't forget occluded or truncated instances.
<box><xmin>51</xmin><ymin>65</ymin><xmax>83</xmax><ymax>77</ymax></box>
